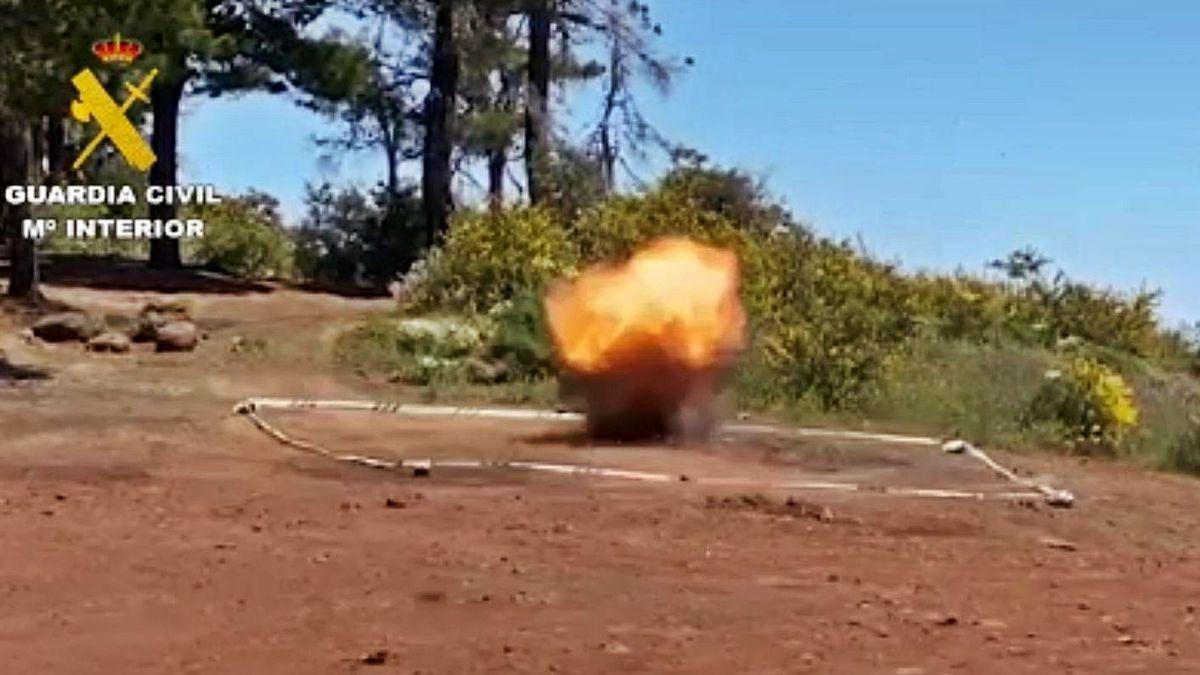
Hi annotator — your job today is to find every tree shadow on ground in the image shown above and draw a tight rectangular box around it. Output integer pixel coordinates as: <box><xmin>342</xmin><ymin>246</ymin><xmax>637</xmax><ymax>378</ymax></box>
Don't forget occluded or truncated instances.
<box><xmin>286</xmin><ymin>280</ymin><xmax>391</xmax><ymax>299</ymax></box>
<box><xmin>35</xmin><ymin>255</ymin><xmax>274</xmax><ymax>295</ymax></box>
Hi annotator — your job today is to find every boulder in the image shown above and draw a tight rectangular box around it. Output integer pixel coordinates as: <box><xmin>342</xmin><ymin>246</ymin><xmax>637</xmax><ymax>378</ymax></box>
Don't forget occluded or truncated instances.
<box><xmin>131</xmin><ymin>300</ymin><xmax>192</xmax><ymax>342</ymax></box>
<box><xmin>467</xmin><ymin>357</ymin><xmax>509</xmax><ymax>384</ymax></box>
<box><xmin>31</xmin><ymin>312</ymin><xmax>102</xmax><ymax>342</ymax></box>
<box><xmin>154</xmin><ymin>321</ymin><xmax>199</xmax><ymax>352</ymax></box>
<box><xmin>87</xmin><ymin>331</ymin><xmax>132</xmax><ymax>354</ymax></box>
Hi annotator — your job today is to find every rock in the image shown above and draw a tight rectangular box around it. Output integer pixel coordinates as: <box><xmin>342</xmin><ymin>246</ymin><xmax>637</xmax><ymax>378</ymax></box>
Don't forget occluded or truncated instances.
<box><xmin>154</xmin><ymin>321</ymin><xmax>199</xmax><ymax>352</ymax></box>
<box><xmin>86</xmin><ymin>331</ymin><xmax>132</xmax><ymax>353</ymax></box>
<box><xmin>130</xmin><ymin>317</ymin><xmax>158</xmax><ymax>342</ymax></box>
<box><xmin>602</xmin><ymin>641</ymin><xmax>632</xmax><ymax>655</ymax></box>
<box><xmin>31</xmin><ymin>312</ymin><xmax>102</xmax><ymax>342</ymax></box>
<box><xmin>131</xmin><ymin>300</ymin><xmax>192</xmax><ymax>342</ymax></box>
<box><xmin>467</xmin><ymin>357</ymin><xmax>509</xmax><ymax>383</ymax></box>
<box><xmin>359</xmin><ymin>650</ymin><xmax>389</xmax><ymax>665</ymax></box>
<box><xmin>923</xmin><ymin>611</ymin><xmax>958</xmax><ymax>627</ymax></box>
<box><xmin>229</xmin><ymin>335</ymin><xmax>267</xmax><ymax>355</ymax></box>
<box><xmin>142</xmin><ymin>299</ymin><xmax>192</xmax><ymax>321</ymax></box>
<box><xmin>1039</xmin><ymin>536</ymin><xmax>1078</xmax><ymax>551</ymax></box>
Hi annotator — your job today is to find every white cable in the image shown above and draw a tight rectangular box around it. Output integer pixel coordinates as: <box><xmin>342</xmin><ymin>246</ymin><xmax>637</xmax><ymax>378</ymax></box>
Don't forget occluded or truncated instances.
<box><xmin>234</xmin><ymin>398</ymin><xmax>1073</xmax><ymax>507</ymax></box>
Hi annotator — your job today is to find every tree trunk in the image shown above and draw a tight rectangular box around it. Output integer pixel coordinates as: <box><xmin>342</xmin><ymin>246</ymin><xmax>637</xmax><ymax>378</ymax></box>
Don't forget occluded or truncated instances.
<box><xmin>148</xmin><ymin>72</ymin><xmax>187</xmax><ymax>269</ymax></box>
<box><xmin>598</xmin><ymin>40</ymin><xmax>621</xmax><ymax>192</ymax></box>
<box><xmin>29</xmin><ymin>119</ymin><xmax>45</xmax><ymax>179</ymax></box>
<box><xmin>483</xmin><ymin>6</ymin><xmax>513</xmax><ymax>211</ymax></box>
<box><xmin>421</xmin><ymin>0</ymin><xmax>459</xmax><ymax>246</ymax></box>
<box><xmin>45</xmin><ymin>114</ymin><xmax>66</xmax><ymax>180</ymax></box>
<box><xmin>524</xmin><ymin>0</ymin><xmax>551</xmax><ymax>204</ymax></box>
<box><xmin>385</xmin><ymin>141</ymin><xmax>400</xmax><ymax>201</ymax></box>
<box><xmin>487</xmin><ymin>148</ymin><xmax>505</xmax><ymax>209</ymax></box>
<box><xmin>1</xmin><ymin>108</ymin><xmax>37</xmax><ymax>300</ymax></box>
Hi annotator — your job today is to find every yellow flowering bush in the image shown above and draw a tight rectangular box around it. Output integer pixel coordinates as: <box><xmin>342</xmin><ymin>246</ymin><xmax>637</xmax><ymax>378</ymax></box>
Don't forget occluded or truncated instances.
<box><xmin>1024</xmin><ymin>355</ymin><xmax>1140</xmax><ymax>449</ymax></box>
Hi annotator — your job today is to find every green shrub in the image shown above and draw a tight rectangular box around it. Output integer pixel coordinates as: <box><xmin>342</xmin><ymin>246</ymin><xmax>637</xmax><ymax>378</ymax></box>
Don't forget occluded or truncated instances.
<box><xmin>37</xmin><ymin>203</ymin><xmax>149</xmax><ymax>258</ymax></box>
<box><xmin>1163</xmin><ymin>422</ymin><xmax>1200</xmax><ymax>475</ymax></box>
<box><xmin>658</xmin><ymin>163</ymin><xmax>796</xmax><ymax>235</ymax></box>
<box><xmin>486</xmin><ymin>293</ymin><xmax>555</xmax><ymax>379</ymax></box>
<box><xmin>572</xmin><ymin>186</ymin><xmax>747</xmax><ymax>261</ymax></box>
<box><xmin>293</xmin><ymin>183</ymin><xmax>424</xmax><ymax>288</ymax></box>
<box><xmin>906</xmin><ymin>274</ymin><xmax>1012</xmax><ymax>343</ymax></box>
<box><xmin>742</xmin><ymin>232</ymin><xmax>918</xmax><ymax>409</ymax></box>
<box><xmin>410</xmin><ymin>207</ymin><xmax>578</xmax><ymax>312</ymax></box>
<box><xmin>334</xmin><ymin>315</ymin><xmax>481</xmax><ymax>385</ymax></box>
<box><xmin>1023</xmin><ymin>355</ymin><xmax>1140</xmax><ymax>450</ymax></box>
<box><xmin>185</xmin><ymin>192</ymin><xmax>293</xmax><ymax>278</ymax></box>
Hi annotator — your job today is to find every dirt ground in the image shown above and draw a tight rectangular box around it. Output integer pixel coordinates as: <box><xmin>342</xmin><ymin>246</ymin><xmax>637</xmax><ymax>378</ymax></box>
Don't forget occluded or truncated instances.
<box><xmin>2</xmin><ymin>273</ymin><xmax>1199</xmax><ymax>674</ymax></box>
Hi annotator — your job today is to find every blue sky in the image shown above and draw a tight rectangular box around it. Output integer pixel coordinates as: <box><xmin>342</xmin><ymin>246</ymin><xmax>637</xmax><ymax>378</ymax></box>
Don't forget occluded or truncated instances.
<box><xmin>181</xmin><ymin>1</ymin><xmax>1199</xmax><ymax>324</ymax></box>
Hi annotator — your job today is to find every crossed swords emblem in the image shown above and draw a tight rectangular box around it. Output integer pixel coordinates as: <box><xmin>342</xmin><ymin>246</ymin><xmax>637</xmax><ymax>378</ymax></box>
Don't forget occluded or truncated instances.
<box><xmin>69</xmin><ymin>67</ymin><xmax>158</xmax><ymax>172</ymax></box>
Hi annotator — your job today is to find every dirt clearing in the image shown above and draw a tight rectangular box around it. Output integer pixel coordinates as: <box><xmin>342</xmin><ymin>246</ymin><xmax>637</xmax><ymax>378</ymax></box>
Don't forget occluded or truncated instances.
<box><xmin>2</xmin><ymin>281</ymin><xmax>1199</xmax><ymax>673</ymax></box>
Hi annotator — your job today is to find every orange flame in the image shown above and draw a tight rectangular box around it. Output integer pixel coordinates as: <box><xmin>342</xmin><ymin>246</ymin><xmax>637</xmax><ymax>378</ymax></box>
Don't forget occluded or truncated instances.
<box><xmin>545</xmin><ymin>237</ymin><xmax>746</xmax><ymax>375</ymax></box>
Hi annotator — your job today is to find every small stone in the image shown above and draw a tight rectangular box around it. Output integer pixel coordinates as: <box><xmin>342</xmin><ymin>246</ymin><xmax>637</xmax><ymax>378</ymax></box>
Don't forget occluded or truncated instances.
<box><xmin>602</xmin><ymin>641</ymin><xmax>631</xmax><ymax>655</ymax></box>
<box><xmin>924</xmin><ymin>611</ymin><xmax>958</xmax><ymax>627</ymax></box>
<box><xmin>359</xmin><ymin>649</ymin><xmax>389</xmax><ymax>665</ymax></box>
<box><xmin>384</xmin><ymin>498</ymin><xmax>406</xmax><ymax>509</ymax></box>
<box><xmin>87</xmin><ymin>331</ymin><xmax>132</xmax><ymax>353</ymax></box>
<box><xmin>414</xmin><ymin>590</ymin><xmax>446</xmax><ymax>603</ymax></box>
<box><xmin>1039</xmin><ymin>536</ymin><xmax>1077</xmax><ymax>551</ymax></box>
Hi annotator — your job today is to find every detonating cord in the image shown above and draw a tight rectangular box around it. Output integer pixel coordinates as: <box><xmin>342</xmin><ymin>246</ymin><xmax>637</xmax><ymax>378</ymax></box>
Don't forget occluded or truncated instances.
<box><xmin>233</xmin><ymin>398</ymin><xmax>1074</xmax><ymax>507</ymax></box>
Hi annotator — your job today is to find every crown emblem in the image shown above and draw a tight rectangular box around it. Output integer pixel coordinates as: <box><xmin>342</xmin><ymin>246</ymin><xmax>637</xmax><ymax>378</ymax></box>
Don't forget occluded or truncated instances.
<box><xmin>91</xmin><ymin>34</ymin><xmax>143</xmax><ymax>65</ymax></box>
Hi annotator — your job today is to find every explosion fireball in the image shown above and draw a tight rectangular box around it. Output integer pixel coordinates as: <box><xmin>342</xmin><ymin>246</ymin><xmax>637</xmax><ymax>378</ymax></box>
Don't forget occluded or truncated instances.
<box><xmin>545</xmin><ymin>237</ymin><xmax>746</xmax><ymax>441</ymax></box>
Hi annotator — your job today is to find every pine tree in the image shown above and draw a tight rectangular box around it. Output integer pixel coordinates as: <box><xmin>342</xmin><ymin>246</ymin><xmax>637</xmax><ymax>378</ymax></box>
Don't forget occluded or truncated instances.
<box><xmin>420</xmin><ymin>0</ymin><xmax>460</xmax><ymax>244</ymax></box>
<box><xmin>136</xmin><ymin>0</ymin><xmax>333</xmax><ymax>269</ymax></box>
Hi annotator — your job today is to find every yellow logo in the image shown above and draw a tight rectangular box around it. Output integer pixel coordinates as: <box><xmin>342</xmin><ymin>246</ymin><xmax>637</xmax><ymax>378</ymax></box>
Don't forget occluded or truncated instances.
<box><xmin>69</xmin><ymin>34</ymin><xmax>157</xmax><ymax>172</ymax></box>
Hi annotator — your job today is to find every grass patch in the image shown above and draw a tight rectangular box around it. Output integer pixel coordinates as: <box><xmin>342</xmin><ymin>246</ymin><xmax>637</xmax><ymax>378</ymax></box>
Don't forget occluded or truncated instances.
<box><xmin>1162</xmin><ymin>424</ymin><xmax>1200</xmax><ymax>476</ymax></box>
<box><xmin>1123</xmin><ymin>368</ymin><xmax>1200</xmax><ymax>473</ymax></box>
<box><xmin>854</xmin><ymin>339</ymin><xmax>1055</xmax><ymax>446</ymax></box>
